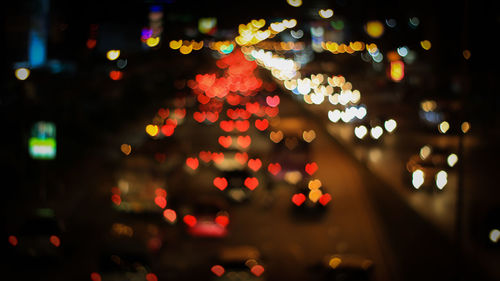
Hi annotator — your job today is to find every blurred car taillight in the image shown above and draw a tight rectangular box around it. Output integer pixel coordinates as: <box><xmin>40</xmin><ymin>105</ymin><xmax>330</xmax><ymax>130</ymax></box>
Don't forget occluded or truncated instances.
<box><xmin>319</xmin><ymin>193</ymin><xmax>332</xmax><ymax>206</ymax></box>
<box><xmin>211</xmin><ymin>265</ymin><xmax>225</xmax><ymax>277</ymax></box>
<box><xmin>8</xmin><ymin>235</ymin><xmax>18</xmax><ymax>246</ymax></box>
<box><xmin>50</xmin><ymin>235</ymin><xmax>61</xmax><ymax>247</ymax></box>
<box><xmin>146</xmin><ymin>273</ymin><xmax>158</xmax><ymax>281</ymax></box>
<box><xmin>183</xmin><ymin>215</ymin><xmax>197</xmax><ymax>227</ymax></box>
<box><xmin>215</xmin><ymin>215</ymin><xmax>230</xmax><ymax>227</ymax></box>
<box><xmin>90</xmin><ymin>272</ymin><xmax>101</xmax><ymax>281</ymax></box>
<box><xmin>250</xmin><ymin>264</ymin><xmax>265</xmax><ymax>277</ymax></box>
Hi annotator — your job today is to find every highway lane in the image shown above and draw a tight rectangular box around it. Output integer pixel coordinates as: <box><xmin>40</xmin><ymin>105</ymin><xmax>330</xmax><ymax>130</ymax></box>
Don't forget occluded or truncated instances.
<box><xmin>7</xmin><ymin>85</ymin><xmax>398</xmax><ymax>281</ymax></box>
<box><xmin>4</xmin><ymin>63</ymin><xmax>474</xmax><ymax>281</ymax></box>
<box><xmin>147</xmin><ymin>92</ymin><xmax>396</xmax><ymax>281</ymax></box>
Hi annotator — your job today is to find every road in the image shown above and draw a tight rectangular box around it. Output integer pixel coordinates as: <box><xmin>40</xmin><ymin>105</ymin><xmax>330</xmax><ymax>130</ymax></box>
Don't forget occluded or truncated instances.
<box><xmin>145</xmin><ymin>93</ymin><xmax>396</xmax><ymax>281</ymax></box>
<box><xmin>3</xmin><ymin>58</ymin><xmax>476</xmax><ymax>281</ymax></box>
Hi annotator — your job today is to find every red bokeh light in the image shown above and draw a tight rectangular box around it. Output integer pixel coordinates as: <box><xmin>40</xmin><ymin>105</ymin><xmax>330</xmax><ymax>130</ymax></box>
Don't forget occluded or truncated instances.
<box><xmin>109</xmin><ymin>70</ymin><xmax>123</xmax><ymax>80</ymax></box>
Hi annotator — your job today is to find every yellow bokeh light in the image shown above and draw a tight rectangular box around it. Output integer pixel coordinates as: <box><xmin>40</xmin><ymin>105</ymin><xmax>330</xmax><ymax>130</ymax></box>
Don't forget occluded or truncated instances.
<box><xmin>180</xmin><ymin>45</ymin><xmax>193</xmax><ymax>55</ymax></box>
<box><xmin>345</xmin><ymin>45</ymin><xmax>354</xmax><ymax>54</ymax></box>
<box><xmin>366</xmin><ymin>43</ymin><xmax>378</xmax><ymax>53</ymax></box>
<box><xmin>329</xmin><ymin>257</ymin><xmax>342</xmax><ymax>269</ymax></box>
<box><xmin>146</xmin><ymin>124</ymin><xmax>159</xmax><ymax>137</ymax></box>
<box><xmin>169</xmin><ymin>40</ymin><xmax>182</xmax><ymax>49</ymax></box>
<box><xmin>461</xmin><ymin>121</ymin><xmax>470</xmax><ymax>133</ymax></box>
<box><xmin>106</xmin><ymin>50</ymin><xmax>120</xmax><ymax>60</ymax></box>
<box><xmin>15</xmin><ymin>68</ymin><xmax>30</xmax><ymax>80</ymax></box>
<box><xmin>421</xmin><ymin>100</ymin><xmax>437</xmax><ymax>112</ymax></box>
<box><xmin>390</xmin><ymin>60</ymin><xmax>404</xmax><ymax>82</ymax></box>
<box><xmin>438</xmin><ymin>121</ymin><xmax>450</xmax><ymax>134</ymax></box>
<box><xmin>337</xmin><ymin>44</ymin><xmax>346</xmax><ymax>53</ymax></box>
<box><xmin>319</xmin><ymin>9</ymin><xmax>334</xmax><ymax>19</ymax></box>
<box><xmin>251</xmin><ymin>19</ymin><xmax>266</xmax><ymax>29</ymax></box>
<box><xmin>192</xmin><ymin>41</ymin><xmax>204</xmax><ymax>50</ymax></box>
<box><xmin>235</xmin><ymin>36</ymin><xmax>246</xmax><ymax>46</ymax></box>
<box><xmin>287</xmin><ymin>0</ymin><xmax>302</xmax><ymax>7</ymax></box>
<box><xmin>351</xmin><ymin>41</ymin><xmax>364</xmax><ymax>51</ymax></box>
<box><xmin>365</xmin><ymin>21</ymin><xmax>384</xmax><ymax>38</ymax></box>
<box><xmin>325</xmin><ymin>41</ymin><xmax>338</xmax><ymax>52</ymax></box>
<box><xmin>237</xmin><ymin>18</ymin><xmax>293</xmax><ymax>46</ymax></box>
<box><xmin>321</xmin><ymin>41</ymin><xmax>368</xmax><ymax>54</ymax></box>
<box><xmin>420</xmin><ymin>40</ymin><xmax>432</xmax><ymax>50</ymax></box>
<box><xmin>146</xmin><ymin>37</ymin><xmax>160</xmax><ymax>47</ymax></box>
<box><xmin>308</xmin><ymin>179</ymin><xmax>322</xmax><ymax>190</ymax></box>
<box><xmin>309</xmin><ymin>189</ymin><xmax>322</xmax><ymax>202</ymax></box>
<box><xmin>120</xmin><ymin>144</ymin><xmax>132</xmax><ymax>155</ymax></box>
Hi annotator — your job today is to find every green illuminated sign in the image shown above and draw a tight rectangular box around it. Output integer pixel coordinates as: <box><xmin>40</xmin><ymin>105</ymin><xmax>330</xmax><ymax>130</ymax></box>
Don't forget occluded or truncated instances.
<box><xmin>29</xmin><ymin>121</ymin><xmax>56</xmax><ymax>160</ymax></box>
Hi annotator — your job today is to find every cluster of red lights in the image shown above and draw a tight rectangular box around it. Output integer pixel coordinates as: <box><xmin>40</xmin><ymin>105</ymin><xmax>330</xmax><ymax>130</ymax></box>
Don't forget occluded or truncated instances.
<box><xmin>178</xmin><ymin>49</ymin><xmax>284</xmax><ymax>240</ymax></box>
<box><xmin>106</xmin><ymin>48</ymin><xmax>333</xmax><ymax>279</ymax></box>
<box><xmin>148</xmin><ymin>99</ymin><xmax>188</xmax><ymax>138</ymax></box>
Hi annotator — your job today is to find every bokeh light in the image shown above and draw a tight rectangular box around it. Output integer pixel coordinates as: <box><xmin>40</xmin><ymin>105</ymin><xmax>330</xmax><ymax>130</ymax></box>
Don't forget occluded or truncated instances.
<box><xmin>15</xmin><ymin>68</ymin><xmax>30</xmax><ymax>80</ymax></box>
<box><xmin>490</xmin><ymin>229</ymin><xmax>500</xmax><ymax>243</ymax></box>
<box><xmin>286</xmin><ymin>0</ymin><xmax>302</xmax><ymax>7</ymax></box>
<box><xmin>318</xmin><ymin>9</ymin><xmax>334</xmax><ymax>19</ymax></box>
<box><xmin>365</xmin><ymin>21</ymin><xmax>384</xmax><ymax>38</ymax></box>
<box><xmin>461</xmin><ymin>121</ymin><xmax>470</xmax><ymax>133</ymax></box>
<box><xmin>438</xmin><ymin>121</ymin><xmax>450</xmax><ymax>133</ymax></box>
<box><xmin>420</xmin><ymin>40</ymin><xmax>431</xmax><ymax>50</ymax></box>
<box><xmin>106</xmin><ymin>49</ymin><xmax>120</xmax><ymax>60</ymax></box>
<box><xmin>463</xmin><ymin>49</ymin><xmax>471</xmax><ymax>60</ymax></box>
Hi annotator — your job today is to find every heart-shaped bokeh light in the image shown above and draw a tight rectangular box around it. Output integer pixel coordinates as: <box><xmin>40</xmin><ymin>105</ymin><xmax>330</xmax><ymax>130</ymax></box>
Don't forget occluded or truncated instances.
<box><xmin>267</xmin><ymin>163</ymin><xmax>281</xmax><ymax>176</ymax></box>
<box><xmin>186</xmin><ymin>157</ymin><xmax>199</xmax><ymax>170</ymax></box>
<box><xmin>244</xmin><ymin>177</ymin><xmax>259</xmax><ymax>190</ymax></box>
<box><xmin>305</xmin><ymin>162</ymin><xmax>319</xmax><ymax>175</ymax></box>
<box><xmin>211</xmin><ymin>265</ymin><xmax>225</xmax><ymax>277</ymax></box>
<box><xmin>292</xmin><ymin>193</ymin><xmax>306</xmax><ymax>206</ymax></box>
<box><xmin>248</xmin><ymin>158</ymin><xmax>262</xmax><ymax>172</ymax></box>
<box><xmin>213</xmin><ymin>177</ymin><xmax>228</xmax><ymax>191</ymax></box>
<box><xmin>302</xmin><ymin>130</ymin><xmax>316</xmax><ymax>143</ymax></box>
<box><xmin>319</xmin><ymin>9</ymin><xmax>334</xmax><ymax>19</ymax></box>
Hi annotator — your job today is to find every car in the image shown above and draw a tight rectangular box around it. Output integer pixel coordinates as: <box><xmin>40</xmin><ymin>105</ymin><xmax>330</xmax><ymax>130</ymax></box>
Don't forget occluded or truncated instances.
<box><xmin>111</xmin><ymin>155</ymin><xmax>169</xmax><ymax>218</ymax></box>
<box><xmin>221</xmin><ymin>168</ymin><xmax>254</xmax><ymax>203</ymax></box>
<box><xmin>405</xmin><ymin>145</ymin><xmax>456</xmax><ymax>191</ymax></box>
<box><xmin>309</xmin><ymin>254</ymin><xmax>374</xmax><ymax>281</ymax></box>
<box><xmin>90</xmin><ymin>238</ymin><xmax>158</xmax><ymax>281</ymax></box>
<box><xmin>268</xmin><ymin>118</ymin><xmax>313</xmax><ymax>184</ymax></box>
<box><xmin>210</xmin><ymin>245</ymin><xmax>266</xmax><ymax>280</ymax></box>
<box><xmin>108</xmin><ymin>220</ymin><xmax>166</xmax><ymax>253</ymax></box>
<box><xmin>177</xmin><ymin>196</ymin><xmax>230</xmax><ymax>238</ymax></box>
<box><xmin>7</xmin><ymin>208</ymin><xmax>65</xmax><ymax>266</ymax></box>
<box><xmin>212</xmin><ymin>149</ymin><xmax>247</xmax><ymax>172</ymax></box>
<box><xmin>275</xmin><ymin>137</ymin><xmax>310</xmax><ymax>172</ymax></box>
<box><xmin>290</xmin><ymin>182</ymin><xmax>331</xmax><ymax>219</ymax></box>
<box><xmin>418</xmin><ymin>99</ymin><xmax>464</xmax><ymax>134</ymax></box>
<box><xmin>351</xmin><ymin>118</ymin><xmax>388</xmax><ymax>142</ymax></box>
<box><xmin>269</xmin><ymin>137</ymin><xmax>312</xmax><ymax>184</ymax></box>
